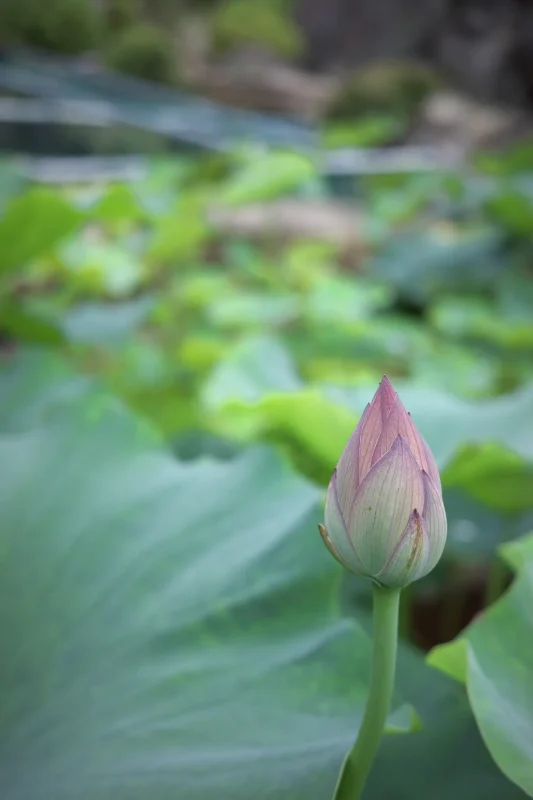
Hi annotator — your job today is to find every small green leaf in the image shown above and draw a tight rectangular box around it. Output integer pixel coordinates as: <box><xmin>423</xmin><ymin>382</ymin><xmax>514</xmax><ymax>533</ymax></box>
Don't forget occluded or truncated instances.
<box><xmin>443</xmin><ymin>444</ymin><xmax>533</xmax><ymax>513</ymax></box>
<box><xmin>148</xmin><ymin>209</ymin><xmax>209</xmax><ymax>262</ymax></box>
<box><xmin>62</xmin><ymin>297</ymin><xmax>154</xmax><ymax>345</ymax></box>
<box><xmin>60</xmin><ymin>239</ymin><xmax>144</xmax><ymax>297</ymax></box>
<box><xmin>207</xmin><ymin>292</ymin><xmax>300</xmax><ymax>328</ymax></box>
<box><xmin>0</xmin><ymin>189</ymin><xmax>82</xmax><ymax>273</ymax></box>
<box><xmin>202</xmin><ymin>335</ymin><xmax>301</xmax><ymax>410</ymax></box>
<box><xmin>323</xmin><ymin>115</ymin><xmax>404</xmax><ymax>148</ymax></box>
<box><xmin>0</xmin><ymin>302</ymin><xmax>64</xmax><ymax>345</ymax></box>
<box><xmin>91</xmin><ymin>184</ymin><xmax>147</xmax><ymax>223</ymax></box>
<box><xmin>500</xmin><ymin>532</ymin><xmax>533</xmax><ymax>571</ymax></box>
<box><xmin>219</xmin><ymin>151</ymin><xmax>316</xmax><ymax>205</ymax></box>
<box><xmin>427</xmin><ymin>638</ymin><xmax>468</xmax><ymax>683</ymax></box>
<box><xmin>485</xmin><ymin>189</ymin><xmax>533</xmax><ymax>237</ymax></box>
<box><xmin>429</xmin><ymin>532</ymin><xmax>533</xmax><ymax>796</ymax></box>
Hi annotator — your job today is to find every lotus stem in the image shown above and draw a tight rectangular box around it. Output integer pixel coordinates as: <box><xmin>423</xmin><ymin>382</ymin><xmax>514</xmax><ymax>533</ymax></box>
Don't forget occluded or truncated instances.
<box><xmin>333</xmin><ymin>584</ymin><xmax>401</xmax><ymax>800</ymax></box>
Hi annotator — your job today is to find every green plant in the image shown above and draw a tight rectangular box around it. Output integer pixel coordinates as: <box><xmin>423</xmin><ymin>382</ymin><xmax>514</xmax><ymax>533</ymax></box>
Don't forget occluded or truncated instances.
<box><xmin>0</xmin><ymin>188</ymin><xmax>81</xmax><ymax>344</ymax></box>
<box><xmin>327</xmin><ymin>60</ymin><xmax>441</xmax><ymax>121</ymax></box>
<box><xmin>105</xmin><ymin>24</ymin><xmax>175</xmax><ymax>83</ymax></box>
<box><xmin>0</xmin><ymin>0</ymin><xmax>102</xmax><ymax>53</ymax></box>
<box><xmin>211</xmin><ymin>0</ymin><xmax>303</xmax><ymax>59</ymax></box>
<box><xmin>105</xmin><ymin>0</ymin><xmax>143</xmax><ymax>32</ymax></box>
<box><xmin>2</xmin><ymin>147</ymin><xmax>533</xmax><ymax>799</ymax></box>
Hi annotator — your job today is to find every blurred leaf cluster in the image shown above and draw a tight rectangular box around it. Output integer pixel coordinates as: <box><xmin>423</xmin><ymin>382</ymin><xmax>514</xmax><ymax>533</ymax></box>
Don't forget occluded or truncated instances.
<box><xmin>2</xmin><ymin>139</ymin><xmax>533</xmax><ymax>798</ymax></box>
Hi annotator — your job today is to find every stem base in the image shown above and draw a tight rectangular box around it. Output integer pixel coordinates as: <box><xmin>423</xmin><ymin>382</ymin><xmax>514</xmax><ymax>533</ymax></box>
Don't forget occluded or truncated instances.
<box><xmin>333</xmin><ymin>585</ymin><xmax>401</xmax><ymax>800</ymax></box>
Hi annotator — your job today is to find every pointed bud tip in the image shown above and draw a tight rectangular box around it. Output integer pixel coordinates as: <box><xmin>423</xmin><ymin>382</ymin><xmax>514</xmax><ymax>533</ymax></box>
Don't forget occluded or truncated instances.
<box><xmin>391</xmin><ymin>433</ymin><xmax>408</xmax><ymax>450</ymax></box>
<box><xmin>370</xmin><ymin>374</ymin><xmax>397</xmax><ymax>420</ymax></box>
<box><xmin>381</xmin><ymin>374</ymin><xmax>399</xmax><ymax>392</ymax></box>
<box><xmin>378</xmin><ymin>375</ymin><xmax>395</xmax><ymax>394</ymax></box>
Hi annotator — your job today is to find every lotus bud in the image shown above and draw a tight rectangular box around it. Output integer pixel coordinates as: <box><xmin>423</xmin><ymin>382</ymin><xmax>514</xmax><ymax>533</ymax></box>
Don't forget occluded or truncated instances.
<box><xmin>319</xmin><ymin>376</ymin><xmax>446</xmax><ymax>588</ymax></box>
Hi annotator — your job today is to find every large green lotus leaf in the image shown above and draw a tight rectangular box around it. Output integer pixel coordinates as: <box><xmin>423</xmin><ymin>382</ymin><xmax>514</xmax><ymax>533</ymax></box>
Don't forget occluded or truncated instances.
<box><xmin>0</xmin><ymin>352</ymin><xmax>93</xmax><ymax>429</ymax></box>
<box><xmin>0</xmin><ymin>189</ymin><xmax>82</xmax><ymax>273</ymax></box>
<box><xmin>207</xmin><ymin>291</ymin><xmax>301</xmax><ymax>329</ymax></box>
<box><xmin>428</xmin><ymin>533</ymin><xmax>533</xmax><ymax>797</ymax></box>
<box><xmin>303</xmin><ymin>277</ymin><xmax>393</xmax><ymax>327</ymax></box>
<box><xmin>201</xmin><ymin>338</ymin><xmax>352</xmax><ymax>472</ymax></box>
<box><xmin>443</xmin><ymin>443</ymin><xmax>533</xmax><ymax>513</ymax></box>
<box><xmin>369</xmin><ymin>228</ymin><xmax>505</xmax><ymax>301</ymax></box>
<box><xmin>0</xmin><ymin>352</ymin><xmax>526</xmax><ymax>799</ymax></box>
<box><xmin>368</xmin><ymin>690</ymin><xmax>527</xmax><ymax>800</ymax></box>
<box><xmin>212</xmin><ymin>389</ymin><xmax>355</xmax><ymax>485</ymax></box>
<box><xmin>0</xmin><ymin>301</ymin><xmax>65</xmax><ymax>345</ymax></box>
<box><xmin>0</xmin><ymin>157</ymin><xmax>28</xmax><ymax>214</ymax></box>
<box><xmin>0</xmin><ymin>351</ymin><xmax>420</xmax><ymax>800</ymax></box>
<box><xmin>498</xmin><ymin>269</ymin><xmax>533</xmax><ymax>326</ymax></box>
<box><xmin>443</xmin><ymin>488</ymin><xmax>533</xmax><ymax>563</ymax></box>
<box><xmin>429</xmin><ymin>295</ymin><xmax>533</xmax><ymax>350</ymax></box>
<box><xmin>62</xmin><ymin>297</ymin><xmax>155</xmax><ymax>345</ymax></box>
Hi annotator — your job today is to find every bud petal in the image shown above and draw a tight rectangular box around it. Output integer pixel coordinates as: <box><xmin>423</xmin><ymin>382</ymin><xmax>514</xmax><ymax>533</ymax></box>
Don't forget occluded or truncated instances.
<box><xmin>323</xmin><ymin>471</ymin><xmax>367</xmax><ymax>574</ymax></box>
<box><xmin>347</xmin><ymin>436</ymin><xmax>424</xmax><ymax>580</ymax></box>
<box><xmin>421</xmin><ymin>437</ymin><xmax>442</xmax><ymax>494</ymax></box>
<box><xmin>335</xmin><ymin>402</ymin><xmax>370</xmax><ymax>509</ymax></box>
<box><xmin>375</xmin><ymin>509</ymin><xmax>431</xmax><ymax>587</ymax></box>
<box><xmin>371</xmin><ymin>395</ymin><xmax>428</xmax><ymax>476</ymax></box>
<box><xmin>356</xmin><ymin>376</ymin><xmax>397</xmax><ymax>482</ymax></box>
<box><xmin>420</xmin><ymin>471</ymin><xmax>447</xmax><ymax>574</ymax></box>
<box><xmin>318</xmin><ymin>524</ymin><xmax>351</xmax><ymax>571</ymax></box>
<box><xmin>375</xmin><ymin>374</ymin><xmax>397</xmax><ymax>416</ymax></box>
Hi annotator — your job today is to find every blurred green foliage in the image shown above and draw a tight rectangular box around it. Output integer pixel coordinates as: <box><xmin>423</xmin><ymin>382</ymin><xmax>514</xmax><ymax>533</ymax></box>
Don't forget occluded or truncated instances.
<box><xmin>211</xmin><ymin>0</ymin><xmax>303</xmax><ymax>58</ymax></box>
<box><xmin>2</xmin><ymin>144</ymin><xmax>533</xmax><ymax>433</ymax></box>
<box><xmin>326</xmin><ymin>60</ymin><xmax>442</xmax><ymax>122</ymax></box>
<box><xmin>105</xmin><ymin>0</ymin><xmax>143</xmax><ymax>33</ymax></box>
<box><xmin>0</xmin><ymin>0</ymin><xmax>102</xmax><ymax>53</ymax></box>
<box><xmin>2</xmin><ymin>138</ymin><xmax>533</xmax><ymax>798</ymax></box>
<box><xmin>104</xmin><ymin>23</ymin><xmax>176</xmax><ymax>83</ymax></box>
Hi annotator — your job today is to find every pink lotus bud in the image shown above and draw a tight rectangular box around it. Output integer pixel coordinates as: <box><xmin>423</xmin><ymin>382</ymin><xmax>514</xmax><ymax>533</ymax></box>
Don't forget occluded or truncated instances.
<box><xmin>319</xmin><ymin>376</ymin><xmax>446</xmax><ymax>588</ymax></box>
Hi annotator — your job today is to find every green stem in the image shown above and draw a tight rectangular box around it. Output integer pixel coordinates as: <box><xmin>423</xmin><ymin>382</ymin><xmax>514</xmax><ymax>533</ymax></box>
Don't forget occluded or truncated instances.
<box><xmin>333</xmin><ymin>584</ymin><xmax>401</xmax><ymax>800</ymax></box>
<box><xmin>398</xmin><ymin>583</ymin><xmax>413</xmax><ymax>642</ymax></box>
